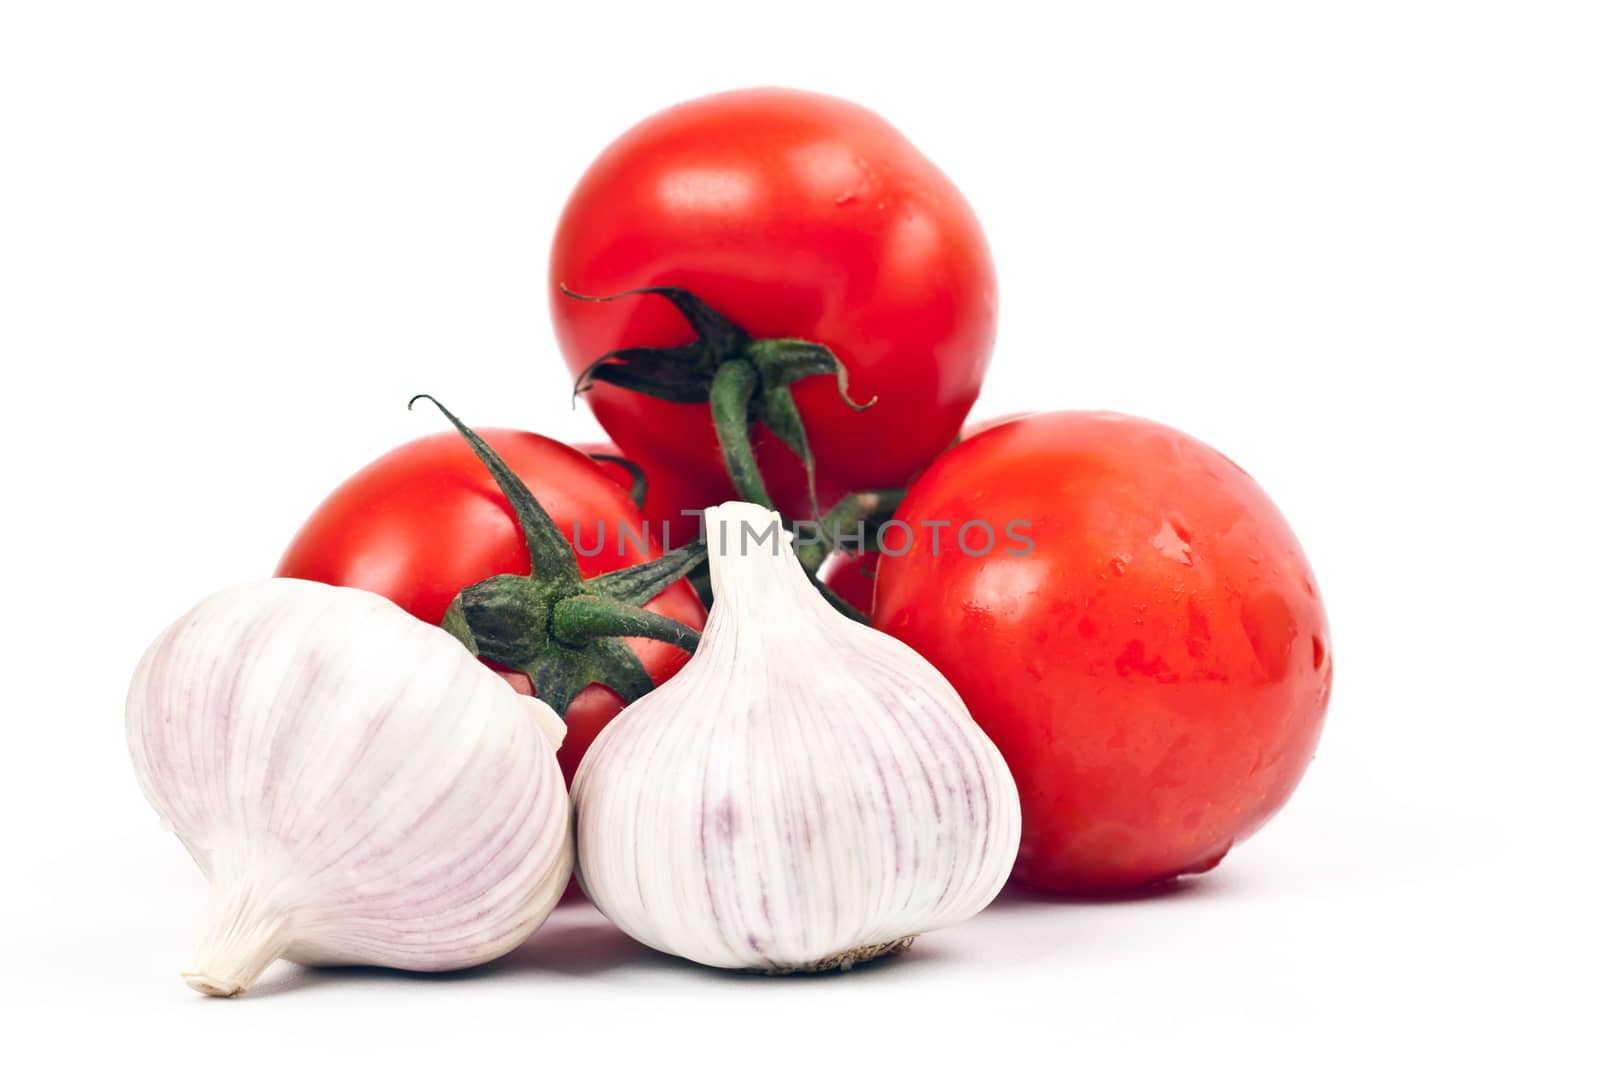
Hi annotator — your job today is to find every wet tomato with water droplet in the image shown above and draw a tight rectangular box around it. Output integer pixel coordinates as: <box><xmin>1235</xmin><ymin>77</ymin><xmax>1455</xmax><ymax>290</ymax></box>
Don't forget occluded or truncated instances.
<box><xmin>872</xmin><ymin>412</ymin><xmax>1331</xmax><ymax>893</ymax></box>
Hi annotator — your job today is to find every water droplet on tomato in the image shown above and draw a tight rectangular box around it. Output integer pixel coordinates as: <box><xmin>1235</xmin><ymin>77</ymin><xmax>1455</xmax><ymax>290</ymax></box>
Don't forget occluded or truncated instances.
<box><xmin>1102</xmin><ymin>554</ymin><xmax>1131</xmax><ymax>578</ymax></box>
<box><xmin>1240</xmin><ymin>591</ymin><xmax>1297</xmax><ymax>682</ymax></box>
<box><xmin>1152</xmin><ymin>514</ymin><xmax>1194</xmax><ymax>566</ymax></box>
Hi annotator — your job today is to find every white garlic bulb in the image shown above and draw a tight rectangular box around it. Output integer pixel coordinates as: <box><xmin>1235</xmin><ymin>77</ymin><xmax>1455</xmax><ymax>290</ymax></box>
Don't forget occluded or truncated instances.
<box><xmin>127</xmin><ymin>578</ymin><xmax>572</xmax><ymax>996</ymax></box>
<box><xmin>573</xmin><ymin>501</ymin><xmax>1021</xmax><ymax>972</ymax></box>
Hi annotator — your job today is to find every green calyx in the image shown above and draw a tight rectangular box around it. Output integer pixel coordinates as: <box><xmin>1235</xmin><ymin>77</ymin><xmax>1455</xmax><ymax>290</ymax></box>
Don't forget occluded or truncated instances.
<box><xmin>559</xmin><ymin>287</ymin><xmax>910</xmax><ymax>626</ymax></box>
<box><xmin>564</xmin><ymin>285</ymin><xmax>876</xmax><ymax>521</ymax></box>
<box><xmin>410</xmin><ymin>395</ymin><xmax>704</xmax><ymax>716</ymax></box>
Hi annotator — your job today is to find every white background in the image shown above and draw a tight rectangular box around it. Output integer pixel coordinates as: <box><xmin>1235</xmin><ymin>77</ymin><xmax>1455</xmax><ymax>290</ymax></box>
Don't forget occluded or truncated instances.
<box><xmin>3</xmin><ymin>1</ymin><xmax>1596</xmax><ymax>1061</ymax></box>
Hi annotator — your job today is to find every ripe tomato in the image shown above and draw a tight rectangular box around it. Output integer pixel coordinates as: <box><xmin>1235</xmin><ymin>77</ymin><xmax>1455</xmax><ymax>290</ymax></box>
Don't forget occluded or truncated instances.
<box><xmin>276</xmin><ymin>429</ymin><xmax>706</xmax><ymax>782</ymax></box>
<box><xmin>873</xmin><ymin>412</ymin><xmax>1331</xmax><ymax>893</ymax></box>
<box><xmin>550</xmin><ymin>87</ymin><xmax>997</xmax><ymax>522</ymax></box>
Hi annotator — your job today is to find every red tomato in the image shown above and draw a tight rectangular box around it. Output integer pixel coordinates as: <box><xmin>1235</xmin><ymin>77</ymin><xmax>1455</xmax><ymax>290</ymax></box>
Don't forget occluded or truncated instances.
<box><xmin>873</xmin><ymin>412</ymin><xmax>1331</xmax><ymax>893</ymax></box>
<box><xmin>550</xmin><ymin>87</ymin><xmax>997</xmax><ymax>522</ymax></box>
<box><xmin>276</xmin><ymin>429</ymin><xmax>706</xmax><ymax>782</ymax></box>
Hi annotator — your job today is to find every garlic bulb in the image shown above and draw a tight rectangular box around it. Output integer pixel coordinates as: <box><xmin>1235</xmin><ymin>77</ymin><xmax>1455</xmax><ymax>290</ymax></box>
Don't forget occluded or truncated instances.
<box><xmin>127</xmin><ymin>578</ymin><xmax>572</xmax><ymax>996</ymax></box>
<box><xmin>573</xmin><ymin>501</ymin><xmax>1021</xmax><ymax>972</ymax></box>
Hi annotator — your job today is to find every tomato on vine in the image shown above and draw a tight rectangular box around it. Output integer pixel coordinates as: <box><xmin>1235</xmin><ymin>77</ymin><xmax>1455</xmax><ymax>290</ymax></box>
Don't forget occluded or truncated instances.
<box><xmin>550</xmin><ymin>88</ymin><xmax>997</xmax><ymax>525</ymax></box>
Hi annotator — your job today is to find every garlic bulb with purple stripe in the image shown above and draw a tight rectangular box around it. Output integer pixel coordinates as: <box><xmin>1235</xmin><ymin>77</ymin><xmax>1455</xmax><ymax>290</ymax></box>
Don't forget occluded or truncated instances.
<box><xmin>127</xmin><ymin>579</ymin><xmax>572</xmax><ymax>996</ymax></box>
<box><xmin>573</xmin><ymin>501</ymin><xmax>1021</xmax><ymax>973</ymax></box>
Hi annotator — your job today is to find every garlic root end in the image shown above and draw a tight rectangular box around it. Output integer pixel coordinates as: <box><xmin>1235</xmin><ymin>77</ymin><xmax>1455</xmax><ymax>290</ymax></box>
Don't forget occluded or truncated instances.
<box><xmin>756</xmin><ymin>936</ymin><xmax>916</xmax><ymax>976</ymax></box>
<box><xmin>182</xmin><ymin>877</ymin><xmax>294</xmax><ymax>998</ymax></box>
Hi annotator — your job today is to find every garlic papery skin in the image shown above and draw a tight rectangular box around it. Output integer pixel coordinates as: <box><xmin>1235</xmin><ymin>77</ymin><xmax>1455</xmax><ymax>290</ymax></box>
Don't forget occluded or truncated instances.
<box><xmin>126</xmin><ymin>578</ymin><xmax>572</xmax><ymax>996</ymax></box>
<box><xmin>573</xmin><ymin>501</ymin><xmax>1021</xmax><ymax>973</ymax></box>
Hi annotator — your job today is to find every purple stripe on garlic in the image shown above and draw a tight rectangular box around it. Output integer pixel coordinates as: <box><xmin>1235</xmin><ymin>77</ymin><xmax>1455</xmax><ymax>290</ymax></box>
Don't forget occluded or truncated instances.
<box><xmin>572</xmin><ymin>501</ymin><xmax>1021</xmax><ymax>973</ymax></box>
<box><xmin>126</xmin><ymin>579</ymin><xmax>572</xmax><ymax>996</ymax></box>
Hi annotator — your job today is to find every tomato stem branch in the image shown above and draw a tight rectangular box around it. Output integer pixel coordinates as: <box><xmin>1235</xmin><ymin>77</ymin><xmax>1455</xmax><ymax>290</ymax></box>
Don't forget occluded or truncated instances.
<box><xmin>708</xmin><ymin>361</ymin><xmax>777</xmax><ymax>510</ymax></box>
